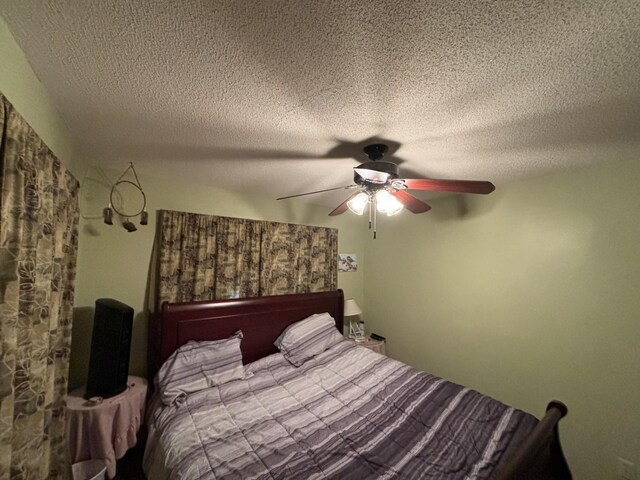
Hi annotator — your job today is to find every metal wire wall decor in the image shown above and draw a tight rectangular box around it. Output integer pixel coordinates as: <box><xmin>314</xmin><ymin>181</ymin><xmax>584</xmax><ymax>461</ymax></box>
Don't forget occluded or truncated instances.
<box><xmin>103</xmin><ymin>163</ymin><xmax>148</xmax><ymax>232</ymax></box>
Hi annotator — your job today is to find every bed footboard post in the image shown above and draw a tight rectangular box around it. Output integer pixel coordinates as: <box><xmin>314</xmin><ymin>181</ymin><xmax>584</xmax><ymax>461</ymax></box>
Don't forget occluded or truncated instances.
<box><xmin>546</xmin><ymin>401</ymin><xmax>572</xmax><ymax>479</ymax></box>
<box><xmin>495</xmin><ymin>400</ymin><xmax>572</xmax><ymax>479</ymax></box>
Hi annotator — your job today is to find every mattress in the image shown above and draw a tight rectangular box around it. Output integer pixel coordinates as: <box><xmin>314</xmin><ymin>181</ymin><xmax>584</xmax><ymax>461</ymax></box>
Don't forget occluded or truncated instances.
<box><xmin>143</xmin><ymin>340</ymin><xmax>537</xmax><ymax>479</ymax></box>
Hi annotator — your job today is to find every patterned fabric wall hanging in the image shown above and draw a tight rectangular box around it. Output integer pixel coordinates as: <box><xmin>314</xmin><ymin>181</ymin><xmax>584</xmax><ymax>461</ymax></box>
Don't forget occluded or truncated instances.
<box><xmin>0</xmin><ymin>93</ymin><xmax>80</xmax><ymax>480</ymax></box>
<box><xmin>156</xmin><ymin>210</ymin><xmax>337</xmax><ymax>307</ymax></box>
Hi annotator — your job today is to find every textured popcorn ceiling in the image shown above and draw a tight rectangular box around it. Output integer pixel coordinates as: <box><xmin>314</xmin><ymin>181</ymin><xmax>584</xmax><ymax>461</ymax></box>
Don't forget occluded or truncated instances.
<box><xmin>1</xmin><ymin>1</ymin><xmax>639</xmax><ymax>206</ymax></box>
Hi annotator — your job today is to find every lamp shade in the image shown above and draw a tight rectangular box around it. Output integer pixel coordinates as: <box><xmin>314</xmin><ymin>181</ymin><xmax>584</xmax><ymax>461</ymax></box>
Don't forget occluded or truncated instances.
<box><xmin>344</xmin><ymin>299</ymin><xmax>362</xmax><ymax>317</ymax></box>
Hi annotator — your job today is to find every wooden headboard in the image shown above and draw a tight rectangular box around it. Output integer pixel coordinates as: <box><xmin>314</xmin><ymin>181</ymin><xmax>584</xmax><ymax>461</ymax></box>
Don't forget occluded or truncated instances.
<box><xmin>148</xmin><ymin>290</ymin><xmax>344</xmax><ymax>377</ymax></box>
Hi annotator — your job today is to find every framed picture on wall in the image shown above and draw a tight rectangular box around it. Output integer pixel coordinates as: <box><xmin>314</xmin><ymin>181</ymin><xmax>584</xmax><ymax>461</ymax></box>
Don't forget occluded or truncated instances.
<box><xmin>338</xmin><ymin>253</ymin><xmax>357</xmax><ymax>272</ymax></box>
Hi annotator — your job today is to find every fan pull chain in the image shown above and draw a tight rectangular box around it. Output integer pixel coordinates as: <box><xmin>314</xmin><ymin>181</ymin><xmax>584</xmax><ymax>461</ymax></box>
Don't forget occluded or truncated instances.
<box><xmin>373</xmin><ymin>195</ymin><xmax>377</xmax><ymax>240</ymax></box>
<box><xmin>368</xmin><ymin>198</ymin><xmax>372</xmax><ymax>230</ymax></box>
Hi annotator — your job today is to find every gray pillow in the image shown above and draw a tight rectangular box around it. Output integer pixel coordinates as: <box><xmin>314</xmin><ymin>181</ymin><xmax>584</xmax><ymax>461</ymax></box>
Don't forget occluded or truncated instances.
<box><xmin>157</xmin><ymin>331</ymin><xmax>244</xmax><ymax>405</ymax></box>
<box><xmin>274</xmin><ymin>313</ymin><xmax>343</xmax><ymax>366</ymax></box>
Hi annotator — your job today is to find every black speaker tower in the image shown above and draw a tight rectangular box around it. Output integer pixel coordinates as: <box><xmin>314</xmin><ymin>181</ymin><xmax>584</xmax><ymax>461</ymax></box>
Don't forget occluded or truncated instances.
<box><xmin>84</xmin><ymin>298</ymin><xmax>134</xmax><ymax>399</ymax></box>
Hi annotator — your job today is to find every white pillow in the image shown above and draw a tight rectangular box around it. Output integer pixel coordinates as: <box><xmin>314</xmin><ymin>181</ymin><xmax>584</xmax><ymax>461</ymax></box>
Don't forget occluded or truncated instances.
<box><xmin>156</xmin><ymin>331</ymin><xmax>244</xmax><ymax>405</ymax></box>
<box><xmin>274</xmin><ymin>313</ymin><xmax>343</xmax><ymax>366</ymax></box>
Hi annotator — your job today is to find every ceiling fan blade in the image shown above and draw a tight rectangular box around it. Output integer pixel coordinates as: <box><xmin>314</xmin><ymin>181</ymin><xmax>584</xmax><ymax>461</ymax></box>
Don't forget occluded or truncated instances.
<box><xmin>328</xmin><ymin>191</ymin><xmax>363</xmax><ymax>216</ymax></box>
<box><xmin>277</xmin><ymin>185</ymin><xmax>357</xmax><ymax>200</ymax></box>
<box><xmin>391</xmin><ymin>190</ymin><xmax>432</xmax><ymax>214</ymax></box>
<box><xmin>400</xmin><ymin>178</ymin><xmax>495</xmax><ymax>194</ymax></box>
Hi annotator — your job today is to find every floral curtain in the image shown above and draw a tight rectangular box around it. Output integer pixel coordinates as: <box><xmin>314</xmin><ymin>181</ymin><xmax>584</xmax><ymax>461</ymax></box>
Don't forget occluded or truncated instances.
<box><xmin>0</xmin><ymin>94</ymin><xmax>80</xmax><ymax>479</ymax></box>
<box><xmin>259</xmin><ymin>221</ymin><xmax>337</xmax><ymax>296</ymax></box>
<box><xmin>156</xmin><ymin>211</ymin><xmax>262</xmax><ymax>306</ymax></box>
<box><xmin>156</xmin><ymin>210</ymin><xmax>337</xmax><ymax>306</ymax></box>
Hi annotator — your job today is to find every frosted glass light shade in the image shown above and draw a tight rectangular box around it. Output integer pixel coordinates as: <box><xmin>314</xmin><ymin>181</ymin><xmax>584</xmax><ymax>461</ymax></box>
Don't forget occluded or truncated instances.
<box><xmin>347</xmin><ymin>192</ymin><xmax>369</xmax><ymax>215</ymax></box>
<box><xmin>344</xmin><ymin>298</ymin><xmax>362</xmax><ymax>317</ymax></box>
<box><xmin>376</xmin><ymin>190</ymin><xmax>403</xmax><ymax>216</ymax></box>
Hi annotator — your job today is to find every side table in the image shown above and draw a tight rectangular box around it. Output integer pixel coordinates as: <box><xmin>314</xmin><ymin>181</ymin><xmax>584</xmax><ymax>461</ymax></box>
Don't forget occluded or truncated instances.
<box><xmin>66</xmin><ymin>375</ymin><xmax>148</xmax><ymax>479</ymax></box>
<box><xmin>357</xmin><ymin>336</ymin><xmax>386</xmax><ymax>355</ymax></box>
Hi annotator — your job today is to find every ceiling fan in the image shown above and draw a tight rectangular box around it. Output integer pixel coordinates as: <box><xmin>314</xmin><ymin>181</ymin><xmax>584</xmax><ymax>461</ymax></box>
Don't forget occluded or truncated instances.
<box><xmin>277</xmin><ymin>143</ymin><xmax>495</xmax><ymax>238</ymax></box>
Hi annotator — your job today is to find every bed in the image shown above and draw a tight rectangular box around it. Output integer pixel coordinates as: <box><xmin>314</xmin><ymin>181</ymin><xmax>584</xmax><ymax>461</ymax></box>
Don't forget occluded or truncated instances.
<box><xmin>145</xmin><ymin>289</ymin><xmax>572</xmax><ymax>479</ymax></box>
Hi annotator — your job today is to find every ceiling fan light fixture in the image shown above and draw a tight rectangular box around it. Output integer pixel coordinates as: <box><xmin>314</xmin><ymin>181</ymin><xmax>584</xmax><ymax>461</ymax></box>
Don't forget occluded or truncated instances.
<box><xmin>347</xmin><ymin>192</ymin><xmax>369</xmax><ymax>215</ymax></box>
<box><xmin>376</xmin><ymin>190</ymin><xmax>403</xmax><ymax>216</ymax></box>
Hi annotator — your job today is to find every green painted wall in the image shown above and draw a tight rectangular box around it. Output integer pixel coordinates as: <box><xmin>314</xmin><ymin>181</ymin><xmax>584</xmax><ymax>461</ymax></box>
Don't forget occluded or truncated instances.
<box><xmin>364</xmin><ymin>158</ymin><xmax>640</xmax><ymax>480</ymax></box>
<box><xmin>0</xmin><ymin>17</ymin><xmax>79</xmax><ymax>176</ymax></box>
<box><xmin>69</xmin><ymin>167</ymin><xmax>366</xmax><ymax>390</ymax></box>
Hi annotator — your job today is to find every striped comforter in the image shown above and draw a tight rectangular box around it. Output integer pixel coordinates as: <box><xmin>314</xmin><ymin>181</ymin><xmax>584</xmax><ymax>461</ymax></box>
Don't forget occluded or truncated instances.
<box><xmin>143</xmin><ymin>340</ymin><xmax>537</xmax><ymax>479</ymax></box>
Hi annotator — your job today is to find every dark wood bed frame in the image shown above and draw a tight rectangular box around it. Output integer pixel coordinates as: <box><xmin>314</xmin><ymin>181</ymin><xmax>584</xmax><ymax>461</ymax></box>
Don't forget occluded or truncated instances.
<box><xmin>148</xmin><ymin>289</ymin><xmax>572</xmax><ymax>479</ymax></box>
